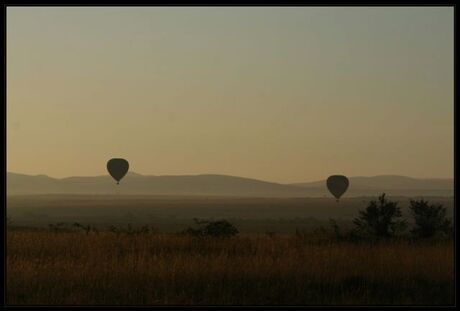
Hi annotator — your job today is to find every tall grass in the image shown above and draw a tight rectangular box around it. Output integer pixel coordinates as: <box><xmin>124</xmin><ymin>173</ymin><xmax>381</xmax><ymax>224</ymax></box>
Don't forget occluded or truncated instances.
<box><xmin>7</xmin><ymin>230</ymin><xmax>454</xmax><ymax>305</ymax></box>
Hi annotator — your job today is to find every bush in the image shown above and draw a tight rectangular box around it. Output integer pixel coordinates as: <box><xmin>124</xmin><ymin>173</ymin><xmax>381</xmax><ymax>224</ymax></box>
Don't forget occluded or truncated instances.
<box><xmin>73</xmin><ymin>223</ymin><xmax>98</xmax><ymax>235</ymax></box>
<box><xmin>353</xmin><ymin>193</ymin><xmax>407</xmax><ymax>239</ymax></box>
<box><xmin>108</xmin><ymin>224</ymin><xmax>156</xmax><ymax>236</ymax></box>
<box><xmin>180</xmin><ymin>227</ymin><xmax>204</xmax><ymax>237</ymax></box>
<box><xmin>329</xmin><ymin>219</ymin><xmax>342</xmax><ymax>240</ymax></box>
<box><xmin>181</xmin><ymin>219</ymin><xmax>238</xmax><ymax>238</ymax></box>
<box><xmin>409</xmin><ymin>199</ymin><xmax>452</xmax><ymax>239</ymax></box>
<box><xmin>48</xmin><ymin>222</ymin><xmax>75</xmax><ymax>233</ymax></box>
<box><xmin>327</xmin><ymin>219</ymin><xmax>365</xmax><ymax>243</ymax></box>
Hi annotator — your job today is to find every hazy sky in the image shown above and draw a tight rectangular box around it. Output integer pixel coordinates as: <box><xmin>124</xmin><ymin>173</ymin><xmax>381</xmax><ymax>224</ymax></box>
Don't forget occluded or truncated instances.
<box><xmin>7</xmin><ymin>7</ymin><xmax>453</xmax><ymax>183</ymax></box>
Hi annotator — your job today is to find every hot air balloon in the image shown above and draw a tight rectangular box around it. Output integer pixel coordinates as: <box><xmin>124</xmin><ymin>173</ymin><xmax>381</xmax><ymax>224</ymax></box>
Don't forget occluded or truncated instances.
<box><xmin>326</xmin><ymin>175</ymin><xmax>349</xmax><ymax>202</ymax></box>
<box><xmin>107</xmin><ymin>158</ymin><xmax>129</xmax><ymax>185</ymax></box>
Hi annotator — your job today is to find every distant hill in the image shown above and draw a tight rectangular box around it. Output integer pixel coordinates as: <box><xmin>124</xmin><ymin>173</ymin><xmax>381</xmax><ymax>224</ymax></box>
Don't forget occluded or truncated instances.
<box><xmin>7</xmin><ymin>172</ymin><xmax>453</xmax><ymax>197</ymax></box>
<box><xmin>7</xmin><ymin>172</ymin><xmax>309</xmax><ymax>197</ymax></box>
<box><xmin>290</xmin><ymin>175</ymin><xmax>453</xmax><ymax>197</ymax></box>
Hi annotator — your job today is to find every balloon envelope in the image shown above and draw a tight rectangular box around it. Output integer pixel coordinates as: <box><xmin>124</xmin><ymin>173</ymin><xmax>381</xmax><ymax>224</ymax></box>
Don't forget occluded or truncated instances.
<box><xmin>107</xmin><ymin>158</ymin><xmax>129</xmax><ymax>184</ymax></box>
<box><xmin>326</xmin><ymin>175</ymin><xmax>349</xmax><ymax>200</ymax></box>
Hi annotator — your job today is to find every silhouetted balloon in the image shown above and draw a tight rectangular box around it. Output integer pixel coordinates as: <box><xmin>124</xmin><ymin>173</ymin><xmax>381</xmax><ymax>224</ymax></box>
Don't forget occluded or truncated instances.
<box><xmin>326</xmin><ymin>175</ymin><xmax>349</xmax><ymax>202</ymax></box>
<box><xmin>107</xmin><ymin>158</ymin><xmax>129</xmax><ymax>185</ymax></box>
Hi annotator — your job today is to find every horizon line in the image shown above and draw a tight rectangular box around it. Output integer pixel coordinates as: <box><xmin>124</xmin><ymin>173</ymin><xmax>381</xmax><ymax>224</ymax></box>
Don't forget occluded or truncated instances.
<box><xmin>6</xmin><ymin>171</ymin><xmax>454</xmax><ymax>185</ymax></box>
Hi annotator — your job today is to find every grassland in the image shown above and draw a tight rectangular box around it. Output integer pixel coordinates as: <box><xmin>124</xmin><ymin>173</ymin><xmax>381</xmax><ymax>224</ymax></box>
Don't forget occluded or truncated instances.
<box><xmin>7</xmin><ymin>229</ymin><xmax>454</xmax><ymax>305</ymax></box>
<box><xmin>7</xmin><ymin>195</ymin><xmax>454</xmax><ymax>305</ymax></box>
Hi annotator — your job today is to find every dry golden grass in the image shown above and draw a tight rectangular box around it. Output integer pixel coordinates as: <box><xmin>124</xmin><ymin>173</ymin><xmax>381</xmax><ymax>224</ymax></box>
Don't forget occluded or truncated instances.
<box><xmin>7</xmin><ymin>230</ymin><xmax>454</xmax><ymax>305</ymax></box>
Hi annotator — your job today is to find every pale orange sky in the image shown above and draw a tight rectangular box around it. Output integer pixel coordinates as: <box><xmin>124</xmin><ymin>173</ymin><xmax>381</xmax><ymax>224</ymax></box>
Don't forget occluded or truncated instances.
<box><xmin>7</xmin><ymin>7</ymin><xmax>453</xmax><ymax>183</ymax></box>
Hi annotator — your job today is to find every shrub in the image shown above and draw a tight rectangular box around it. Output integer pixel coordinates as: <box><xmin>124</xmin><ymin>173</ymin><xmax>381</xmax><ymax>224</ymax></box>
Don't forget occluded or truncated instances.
<box><xmin>73</xmin><ymin>223</ymin><xmax>92</xmax><ymax>235</ymax></box>
<box><xmin>48</xmin><ymin>222</ymin><xmax>75</xmax><ymax>233</ymax></box>
<box><xmin>108</xmin><ymin>224</ymin><xmax>156</xmax><ymax>236</ymax></box>
<box><xmin>180</xmin><ymin>227</ymin><xmax>204</xmax><ymax>237</ymax></box>
<box><xmin>203</xmin><ymin>220</ymin><xmax>238</xmax><ymax>237</ymax></box>
<box><xmin>182</xmin><ymin>219</ymin><xmax>238</xmax><ymax>238</ymax></box>
<box><xmin>329</xmin><ymin>219</ymin><xmax>342</xmax><ymax>240</ymax></box>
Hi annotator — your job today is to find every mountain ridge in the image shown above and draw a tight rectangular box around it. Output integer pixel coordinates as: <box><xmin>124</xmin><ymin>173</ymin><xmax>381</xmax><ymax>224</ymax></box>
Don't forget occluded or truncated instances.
<box><xmin>7</xmin><ymin>172</ymin><xmax>453</xmax><ymax>197</ymax></box>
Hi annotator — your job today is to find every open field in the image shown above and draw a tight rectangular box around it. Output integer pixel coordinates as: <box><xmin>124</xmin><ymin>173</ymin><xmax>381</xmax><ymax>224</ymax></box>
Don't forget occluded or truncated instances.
<box><xmin>6</xmin><ymin>230</ymin><xmax>454</xmax><ymax>305</ymax></box>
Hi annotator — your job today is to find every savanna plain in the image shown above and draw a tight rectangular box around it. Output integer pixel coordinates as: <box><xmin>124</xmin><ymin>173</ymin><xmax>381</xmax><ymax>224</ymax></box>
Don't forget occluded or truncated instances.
<box><xmin>6</xmin><ymin>195</ymin><xmax>454</xmax><ymax>305</ymax></box>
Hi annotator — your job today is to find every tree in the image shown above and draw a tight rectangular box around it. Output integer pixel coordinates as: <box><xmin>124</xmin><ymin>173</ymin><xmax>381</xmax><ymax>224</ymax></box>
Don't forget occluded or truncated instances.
<box><xmin>353</xmin><ymin>193</ymin><xmax>407</xmax><ymax>239</ymax></box>
<box><xmin>409</xmin><ymin>199</ymin><xmax>452</xmax><ymax>239</ymax></box>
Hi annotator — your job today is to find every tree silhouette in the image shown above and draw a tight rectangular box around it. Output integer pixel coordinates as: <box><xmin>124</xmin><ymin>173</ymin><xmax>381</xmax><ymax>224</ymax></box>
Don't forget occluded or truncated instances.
<box><xmin>409</xmin><ymin>199</ymin><xmax>452</xmax><ymax>239</ymax></box>
<box><xmin>353</xmin><ymin>193</ymin><xmax>407</xmax><ymax>238</ymax></box>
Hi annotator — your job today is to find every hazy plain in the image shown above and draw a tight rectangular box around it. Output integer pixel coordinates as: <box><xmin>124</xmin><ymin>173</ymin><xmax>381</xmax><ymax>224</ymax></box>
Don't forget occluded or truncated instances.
<box><xmin>7</xmin><ymin>194</ymin><xmax>454</xmax><ymax>233</ymax></box>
